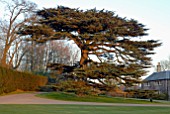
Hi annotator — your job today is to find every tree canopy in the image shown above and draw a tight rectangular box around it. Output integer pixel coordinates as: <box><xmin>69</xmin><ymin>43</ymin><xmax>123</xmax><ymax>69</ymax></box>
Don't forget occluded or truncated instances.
<box><xmin>18</xmin><ymin>6</ymin><xmax>161</xmax><ymax>89</ymax></box>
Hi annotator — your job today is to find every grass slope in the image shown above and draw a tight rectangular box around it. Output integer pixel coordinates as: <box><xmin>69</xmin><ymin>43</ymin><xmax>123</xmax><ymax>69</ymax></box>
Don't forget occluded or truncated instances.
<box><xmin>0</xmin><ymin>105</ymin><xmax>170</xmax><ymax>114</ymax></box>
<box><xmin>37</xmin><ymin>92</ymin><xmax>158</xmax><ymax>104</ymax></box>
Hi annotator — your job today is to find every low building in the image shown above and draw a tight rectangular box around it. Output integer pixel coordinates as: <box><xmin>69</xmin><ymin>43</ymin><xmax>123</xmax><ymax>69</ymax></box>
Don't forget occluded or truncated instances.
<box><xmin>142</xmin><ymin>62</ymin><xmax>170</xmax><ymax>100</ymax></box>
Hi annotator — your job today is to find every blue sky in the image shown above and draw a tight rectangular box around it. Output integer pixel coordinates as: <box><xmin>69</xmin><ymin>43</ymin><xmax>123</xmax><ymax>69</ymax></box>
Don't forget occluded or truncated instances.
<box><xmin>1</xmin><ymin>0</ymin><xmax>170</xmax><ymax>75</ymax></box>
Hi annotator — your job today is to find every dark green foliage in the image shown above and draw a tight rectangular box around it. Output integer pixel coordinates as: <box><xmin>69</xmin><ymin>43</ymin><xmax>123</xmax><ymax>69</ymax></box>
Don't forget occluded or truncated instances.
<box><xmin>152</xmin><ymin>93</ymin><xmax>167</xmax><ymax>100</ymax></box>
<box><xmin>18</xmin><ymin>6</ymin><xmax>161</xmax><ymax>89</ymax></box>
<box><xmin>0</xmin><ymin>66</ymin><xmax>47</xmax><ymax>94</ymax></box>
<box><xmin>74</xmin><ymin>62</ymin><xmax>146</xmax><ymax>87</ymax></box>
<box><xmin>38</xmin><ymin>85</ymin><xmax>57</xmax><ymax>92</ymax></box>
<box><xmin>56</xmin><ymin>80</ymin><xmax>101</xmax><ymax>96</ymax></box>
<box><xmin>125</xmin><ymin>89</ymin><xmax>167</xmax><ymax>100</ymax></box>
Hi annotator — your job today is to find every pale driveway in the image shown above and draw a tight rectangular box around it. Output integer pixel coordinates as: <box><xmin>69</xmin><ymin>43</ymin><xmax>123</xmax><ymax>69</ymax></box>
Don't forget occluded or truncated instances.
<box><xmin>0</xmin><ymin>92</ymin><xmax>170</xmax><ymax>107</ymax></box>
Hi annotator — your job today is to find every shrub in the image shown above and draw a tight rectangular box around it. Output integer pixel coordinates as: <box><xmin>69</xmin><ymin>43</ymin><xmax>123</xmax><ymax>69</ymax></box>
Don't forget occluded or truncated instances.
<box><xmin>106</xmin><ymin>87</ymin><xmax>127</xmax><ymax>97</ymax></box>
<box><xmin>56</xmin><ymin>80</ymin><xmax>101</xmax><ymax>96</ymax></box>
<box><xmin>125</xmin><ymin>89</ymin><xmax>167</xmax><ymax>100</ymax></box>
<box><xmin>152</xmin><ymin>93</ymin><xmax>167</xmax><ymax>100</ymax></box>
<box><xmin>0</xmin><ymin>66</ymin><xmax>47</xmax><ymax>94</ymax></box>
<box><xmin>39</xmin><ymin>85</ymin><xmax>58</xmax><ymax>92</ymax></box>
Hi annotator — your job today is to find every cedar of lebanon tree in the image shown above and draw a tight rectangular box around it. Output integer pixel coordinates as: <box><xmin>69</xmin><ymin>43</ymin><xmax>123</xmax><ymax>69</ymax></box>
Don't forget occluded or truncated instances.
<box><xmin>19</xmin><ymin>6</ymin><xmax>161</xmax><ymax>88</ymax></box>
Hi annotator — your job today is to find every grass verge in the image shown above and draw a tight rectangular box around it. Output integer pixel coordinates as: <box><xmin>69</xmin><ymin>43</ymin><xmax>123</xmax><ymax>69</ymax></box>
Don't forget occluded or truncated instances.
<box><xmin>0</xmin><ymin>105</ymin><xmax>170</xmax><ymax>114</ymax></box>
<box><xmin>36</xmin><ymin>92</ymin><xmax>159</xmax><ymax>104</ymax></box>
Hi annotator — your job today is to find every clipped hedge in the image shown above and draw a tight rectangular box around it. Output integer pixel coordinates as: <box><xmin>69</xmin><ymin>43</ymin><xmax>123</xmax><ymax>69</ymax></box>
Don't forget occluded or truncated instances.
<box><xmin>0</xmin><ymin>66</ymin><xmax>47</xmax><ymax>94</ymax></box>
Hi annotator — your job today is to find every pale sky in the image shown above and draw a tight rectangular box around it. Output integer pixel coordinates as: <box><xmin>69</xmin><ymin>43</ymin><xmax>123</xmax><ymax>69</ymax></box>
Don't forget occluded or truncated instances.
<box><xmin>1</xmin><ymin>0</ymin><xmax>170</xmax><ymax>75</ymax></box>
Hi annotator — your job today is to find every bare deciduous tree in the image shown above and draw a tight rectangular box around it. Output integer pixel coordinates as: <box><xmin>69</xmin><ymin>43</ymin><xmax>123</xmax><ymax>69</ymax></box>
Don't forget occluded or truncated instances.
<box><xmin>160</xmin><ymin>56</ymin><xmax>170</xmax><ymax>71</ymax></box>
<box><xmin>20</xmin><ymin>40</ymin><xmax>80</xmax><ymax>72</ymax></box>
<box><xmin>0</xmin><ymin>0</ymin><xmax>37</xmax><ymax>69</ymax></box>
<box><xmin>47</xmin><ymin>41</ymin><xmax>80</xmax><ymax>66</ymax></box>
<box><xmin>68</xmin><ymin>44</ymin><xmax>80</xmax><ymax>66</ymax></box>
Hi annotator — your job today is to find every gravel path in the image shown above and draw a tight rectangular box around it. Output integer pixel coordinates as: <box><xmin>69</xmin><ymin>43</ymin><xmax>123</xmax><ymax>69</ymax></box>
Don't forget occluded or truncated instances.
<box><xmin>0</xmin><ymin>92</ymin><xmax>170</xmax><ymax>107</ymax></box>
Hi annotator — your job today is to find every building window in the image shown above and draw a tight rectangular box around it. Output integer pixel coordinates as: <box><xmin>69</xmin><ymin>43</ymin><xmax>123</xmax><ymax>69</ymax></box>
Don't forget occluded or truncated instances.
<box><xmin>158</xmin><ymin>81</ymin><xmax>162</xmax><ymax>85</ymax></box>
<box><xmin>146</xmin><ymin>82</ymin><xmax>150</xmax><ymax>86</ymax></box>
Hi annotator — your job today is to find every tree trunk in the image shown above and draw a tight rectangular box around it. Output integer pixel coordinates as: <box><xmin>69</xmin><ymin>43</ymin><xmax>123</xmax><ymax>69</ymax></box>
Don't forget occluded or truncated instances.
<box><xmin>79</xmin><ymin>49</ymin><xmax>88</xmax><ymax>69</ymax></box>
<box><xmin>0</xmin><ymin>45</ymin><xmax>10</xmax><ymax>68</ymax></box>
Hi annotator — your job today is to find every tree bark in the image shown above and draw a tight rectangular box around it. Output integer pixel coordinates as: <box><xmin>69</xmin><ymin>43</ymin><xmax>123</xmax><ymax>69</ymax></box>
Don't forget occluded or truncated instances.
<box><xmin>1</xmin><ymin>45</ymin><xmax>10</xmax><ymax>68</ymax></box>
<box><xmin>80</xmin><ymin>49</ymin><xmax>88</xmax><ymax>69</ymax></box>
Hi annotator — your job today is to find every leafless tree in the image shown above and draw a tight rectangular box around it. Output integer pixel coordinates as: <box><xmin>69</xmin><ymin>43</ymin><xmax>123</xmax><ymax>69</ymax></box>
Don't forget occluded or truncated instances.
<box><xmin>20</xmin><ymin>40</ymin><xmax>80</xmax><ymax>72</ymax></box>
<box><xmin>68</xmin><ymin>44</ymin><xmax>80</xmax><ymax>66</ymax></box>
<box><xmin>0</xmin><ymin>0</ymin><xmax>37</xmax><ymax>69</ymax></box>
<box><xmin>160</xmin><ymin>56</ymin><xmax>170</xmax><ymax>71</ymax></box>
<box><xmin>20</xmin><ymin>42</ymin><xmax>47</xmax><ymax>72</ymax></box>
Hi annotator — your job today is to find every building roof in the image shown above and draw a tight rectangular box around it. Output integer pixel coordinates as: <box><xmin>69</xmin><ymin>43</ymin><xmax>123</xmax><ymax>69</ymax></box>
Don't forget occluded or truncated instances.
<box><xmin>144</xmin><ymin>71</ymin><xmax>170</xmax><ymax>81</ymax></box>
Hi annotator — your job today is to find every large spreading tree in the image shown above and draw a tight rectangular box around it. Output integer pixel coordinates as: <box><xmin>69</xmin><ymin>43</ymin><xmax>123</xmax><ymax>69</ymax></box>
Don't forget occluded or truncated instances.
<box><xmin>18</xmin><ymin>6</ymin><xmax>161</xmax><ymax>89</ymax></box>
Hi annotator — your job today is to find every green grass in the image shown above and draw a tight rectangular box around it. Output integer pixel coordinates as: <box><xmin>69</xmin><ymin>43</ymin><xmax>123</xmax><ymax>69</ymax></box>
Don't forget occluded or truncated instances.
<box><xmin>0</xmin><ymin>105</ymin><xmax>170</xmax><ymax>114</ymax></box>
<box><xmin>36</xmin><ymin>92</ymin><xmax>158</xmax><ymax>104</ymax></box>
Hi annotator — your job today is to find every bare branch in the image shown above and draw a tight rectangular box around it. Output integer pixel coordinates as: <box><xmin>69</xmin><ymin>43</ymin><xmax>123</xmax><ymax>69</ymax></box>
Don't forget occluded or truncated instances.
<box><xmin>0</xmin><ymin>0</ymin><xmax>37</xmax><ymax>68</ymax></box>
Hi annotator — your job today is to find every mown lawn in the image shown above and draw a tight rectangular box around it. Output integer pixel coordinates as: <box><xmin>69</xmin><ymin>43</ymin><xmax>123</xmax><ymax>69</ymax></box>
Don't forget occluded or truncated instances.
<box><xmin>0</xmin><ymin>105</ymin><xmax>170</xmax><ymax>114</ymax></box>
<box><xmin>36</xmin><ymin>92</ymin><xmax>158</xmax><ymax>104</ymax></box>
